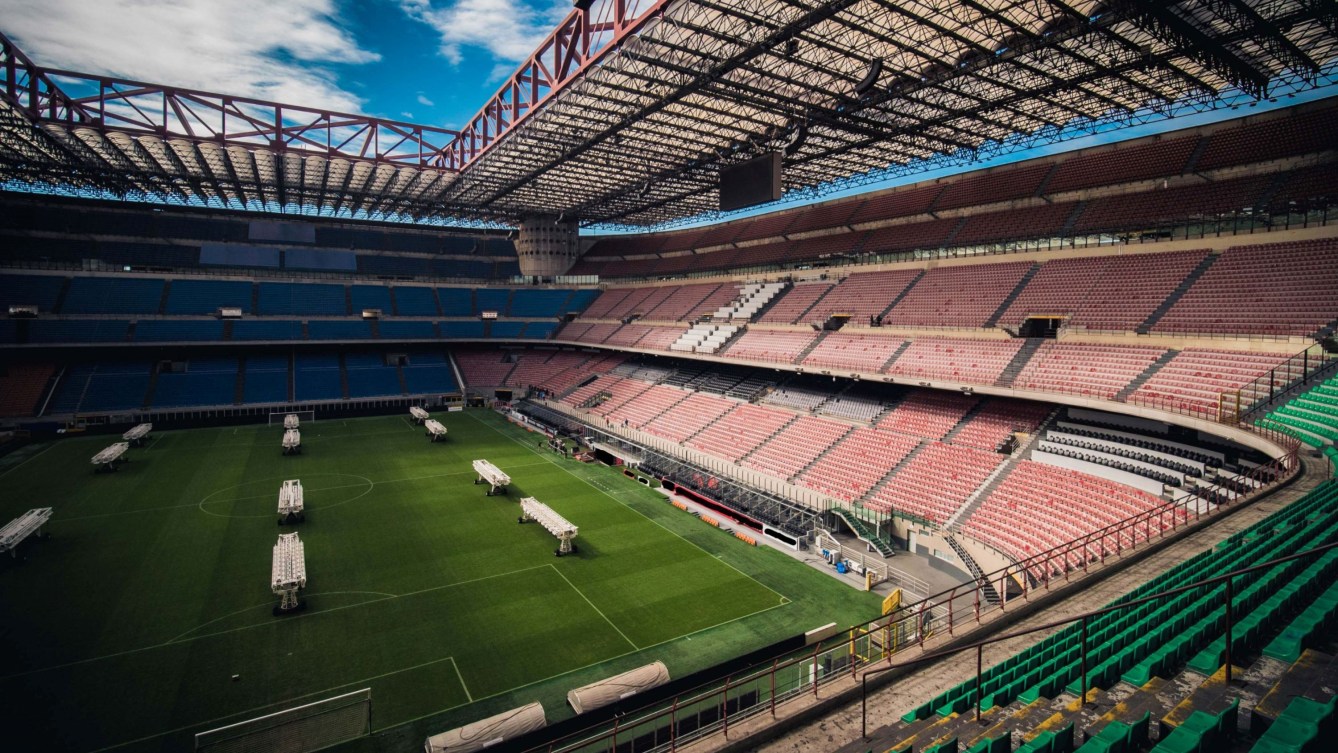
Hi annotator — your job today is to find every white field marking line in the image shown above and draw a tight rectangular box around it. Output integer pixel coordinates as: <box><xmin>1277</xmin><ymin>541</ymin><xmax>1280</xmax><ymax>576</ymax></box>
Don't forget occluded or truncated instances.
<box><xmin>392</xmin><ymin>598</ymin><xmax>795</xmax><ymax>730</ymax></box>
<box><xmin>57</xmin><ymin>462</ymin><xmax>553</xmax><ymax>523</ymax></box>
<box><xmin>0</xmin><ymin>443</ymin><xmax>56</xmax><ymax>479</ymax></box>
<box><xmin>0</xmin><ymin>565</ymin><xmax>553</xmax><ymax>683</ymax></box>
<box><xmin>165</xmin><ymin>590</ymin><xmax>399</xmax><ymax>644</ymax></box>
<box><xmin>451</xmin><ymin>657</ymin><xmax>473</xmax><ymax>703</ymax></box>
<box><xmin>467</xmin><ymin>411</ymin><xmax>790</xmax><ymax>604</ymax></box>
<box><xmin>85</xmin><ymin>654</ymin><xmax>463</xmax><ymax>753</ymax></box>
<box><xmin>548</xmin><ymin>564</ymin><xmax>639</xmax><ymax>651</ymax></box>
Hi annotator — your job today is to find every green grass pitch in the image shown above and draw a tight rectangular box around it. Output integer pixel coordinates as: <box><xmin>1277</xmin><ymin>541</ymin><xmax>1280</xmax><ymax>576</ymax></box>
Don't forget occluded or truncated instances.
<box><xmin>0</xmin><ymin>409</ymin><xmax>880</xmax><ymax>751</ymax></box>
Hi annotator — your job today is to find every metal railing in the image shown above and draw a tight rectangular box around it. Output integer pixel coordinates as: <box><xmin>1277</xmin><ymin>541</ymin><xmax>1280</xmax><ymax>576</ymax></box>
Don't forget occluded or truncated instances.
<box><xmin>858</xmin><ymin>541</ymin><xmax>1338</xmax><ymax>737</ymax></box>
<box><xmin>519</xmin><ymin>446</ymin><xmax>1297</xmax><ymax>753</ymax></box>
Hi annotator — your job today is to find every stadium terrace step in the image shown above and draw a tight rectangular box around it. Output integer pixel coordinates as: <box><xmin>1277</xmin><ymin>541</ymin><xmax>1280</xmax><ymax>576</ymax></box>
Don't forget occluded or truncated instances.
<box><xmin>943</xmin><ymin>533</ymin><xmax>1001</xmax><ymax>604</ymax></box>
<box><xmin>879</xmin><ymin>269</ymin><xmax>927</xmax><ymax>321</ymax></box>
<box><xmin>984</xmin><ymin>263</ymin><xmax>1041</xmax><ymax>328</ymax></box>
<box><xmin>234</xmin><ymin>356</ymin><xmax>247</xmax><ymax>405</ymax></box>
<box><xmin>1137</xmin><ymin>253</ymin><xmax>1219</xmax><ymax>333</ymax></box>
<box><xmin>142</xmin><ymin>362</ymin><xmax>159</xmax><ymax>410</ymax></box>
<box><xmin>52</xmin><ymin>276</ymin><xmax>71</xmax><ymax>314</ymax></box>
<box><xmin>792</xmin><ymin>329</ymin><xmax>829</xmax><ymax>364</ymax></box>
<box><xmin>789</xmin><ymin>423</ymin><xmax>855</xmax><ymax>482</ymax></box>
<box><xmin>877</xmin><ymin>339</ymin><xmax>914</xmax><ymax>373</ymax></box>
<box><xmin>859</xmin><ymin>439</ymin><xmax>926</xmax><ymax>507</ymax></box>
<box><xmin>1251</xmin><ymin>649</ymin><xmax>1338</xmax><ymax>734</ymax></box>
<box><xmin>338</xmin><ymin>353</ymin><xmax>350</xmax><ymax>399</ymax></box>
<box><xmin>157</xmin><ymin>280</ymin><xmax>172</xmax><ymax>314</ymax></box>
<box><xmin>1114</xmin><ymin>349</ymin><xmax>1181</xmax><ymax>402</ymax></box>
<box><xmin>995</xmin><ymin>337</ymin><xmax>1046</xmax><ymax>388</ymax></box>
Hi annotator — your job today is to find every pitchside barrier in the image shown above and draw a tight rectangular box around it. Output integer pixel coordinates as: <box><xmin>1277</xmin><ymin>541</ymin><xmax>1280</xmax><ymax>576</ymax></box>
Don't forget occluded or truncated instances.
<box><xmin>194</xmin><ymin>688</ymin><xmax>370</xmax><ymax>753</ymax></box>
<box><xmin>269</xmin><ymin>410</ymin><xmax>316</xmax><ymax>427</ymax></box>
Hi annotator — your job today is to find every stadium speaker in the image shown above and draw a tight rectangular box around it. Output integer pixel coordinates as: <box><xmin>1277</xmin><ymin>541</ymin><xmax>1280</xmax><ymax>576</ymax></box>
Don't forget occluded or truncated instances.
<box><xmin>854</xmin><ymin>57</ymin><xmax>883</xmax><ymax>95</ymax></box>
<box><xmin>572</xmin><ymin>0</ymin><xmax>595</xmax><ymax>10</ymax></box>
<box><xmin>783</xmin><ymin>121</ymin><xmax>808</xmax><ymax>156</ymax></box>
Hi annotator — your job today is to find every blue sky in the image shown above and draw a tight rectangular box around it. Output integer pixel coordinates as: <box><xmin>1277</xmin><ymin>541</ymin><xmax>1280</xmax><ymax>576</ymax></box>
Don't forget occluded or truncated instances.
<box><xmin>0</xmin><ymin>0</ymin><xmax>570</xmax><ymax>130</ymax></box>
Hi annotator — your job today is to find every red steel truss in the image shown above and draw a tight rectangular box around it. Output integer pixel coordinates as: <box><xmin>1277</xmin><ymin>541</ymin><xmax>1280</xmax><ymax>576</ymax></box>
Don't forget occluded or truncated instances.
<box><xmin>433</xmin><ymin>0</ymin><xmax>670</xmax><ymax>171</ymax></box>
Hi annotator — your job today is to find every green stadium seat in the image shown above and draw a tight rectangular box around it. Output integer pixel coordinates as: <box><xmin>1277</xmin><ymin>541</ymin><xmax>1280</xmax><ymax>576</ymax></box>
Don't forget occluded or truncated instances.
<box><xmin>923</xmin><ymin>738</ymin><xmax>958</xmax><ymax>753</ymax></box>
<box><xmin>965</xmin><ymin>734</ymin><xmax>1011</xmax><ymax>753</ymax></box>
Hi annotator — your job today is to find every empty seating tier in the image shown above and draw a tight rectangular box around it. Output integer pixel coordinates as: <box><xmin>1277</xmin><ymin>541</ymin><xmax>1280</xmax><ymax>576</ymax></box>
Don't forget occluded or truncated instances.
<box><xmin>887</xmin><ymin>337</ymin><xmax>1024</xmax><ymax>386</ymax></box>
<box><xmin>1014</xmin><ymin>343</ymin><xmax>1168</xmax><ymax>399</ymax></box>
<box><xmin>865</xmin><ymin>441</ymin><xmax>1004</xmax><ymax>524</ymax></box>
<box><xmin>724</xmin><ymin>330</ymin><xmax>817</xmax><ymax>364</ymax></box>
<box><xmin>797</xmin><ymin>427</ymin><xmax>921</xmax><ymax>502</ymax></box>
<box><xmin>877</xmin><ymin>391</ymin><xmax>980</xmax><ymax>440</ymax></box>
<box><xmin>742</xmin><ymin>415</ymin><xmax>851</xmax><ymax>480</ymax></box>
<box><xmin>1152</xmin><ymin>239</ymin><xmax>1338</xmax><ymax>337</ymax></box>
<box><xmin>686</xmin><ymin>403</ymin><xmax>794</xmax><ymax>463</ymax></box>
<box><xmin>1130</xmin><ymin>349</ymin><xmax>1292</xmax><ymax>416</ymax></box>
<box><xmin>885</xmin><ymin>262</ymin><xmax>1033</xmax><ymax>328</ymax></box>
<box><xmin>803</xmin><ymin>333</ymin><xmax>905</xmax><ymax>373</ymax></box>
<box><xmin>962</xmin><ymin>460</ymin><xmax>1173</xmax><ymax>572</ymax></box>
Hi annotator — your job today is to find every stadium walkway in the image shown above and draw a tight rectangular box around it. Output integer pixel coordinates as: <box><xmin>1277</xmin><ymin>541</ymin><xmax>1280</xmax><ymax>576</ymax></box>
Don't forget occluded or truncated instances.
<box><xmin>688</xmin><ymin>454</ymin><xmax>1333</xmax><ymax>753</ymax></box>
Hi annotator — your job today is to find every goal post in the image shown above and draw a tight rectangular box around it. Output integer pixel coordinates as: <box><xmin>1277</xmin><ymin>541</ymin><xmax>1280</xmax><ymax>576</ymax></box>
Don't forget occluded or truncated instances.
<box><xmin>194</xmin><ymin>688</ymin><xmax>369</xmax><ymax>753</ymax></box>
<box><xmin>269</xmin><ymin>410</ymin><xmax>316</xmax><ymax>426</ymax></box>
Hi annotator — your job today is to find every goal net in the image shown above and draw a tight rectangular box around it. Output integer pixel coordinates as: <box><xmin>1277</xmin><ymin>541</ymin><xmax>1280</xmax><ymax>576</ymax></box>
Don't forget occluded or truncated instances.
<box><xmin>269</xmin><ymin>410</ymin><xmax>316</xmax><ymax>426</ymax></box>
<box><xmin>195</xmin><ymin>688</ymin><xmax>369</xmax><ymax>753</ymax></box>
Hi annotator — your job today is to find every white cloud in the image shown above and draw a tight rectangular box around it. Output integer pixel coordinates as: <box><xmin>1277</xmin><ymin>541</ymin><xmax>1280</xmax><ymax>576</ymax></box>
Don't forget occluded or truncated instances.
<box><xmin>0</xmin><ymin>0</ymin><xmax>379</xmax><ymax>113</ymax></box>
<box><xmin>417</xmin><ymin>93</ymin><xmax>436</xmax><ymax>107</ymax></box>
<box><xmin>400</xmin><ymin>0</ymin><xmax>570</xmax><ymax>67</ymax></box>
<box><xmin>402</xmin><ymin>111</ymin><xmax>416</xmax><ymax>119</ymax></box>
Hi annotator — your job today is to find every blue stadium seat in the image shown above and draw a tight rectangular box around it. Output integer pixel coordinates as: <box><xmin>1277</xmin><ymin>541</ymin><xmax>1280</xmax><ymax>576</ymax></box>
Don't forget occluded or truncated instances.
<box><xmin>307</xmin><ymin>320</ymin><xmax>374</xmax><ymax>340</ymax></box>
<box><xmin>134</xmin><ymin>320</ymin><xmax>225</xmax><ymax>342</ymax></box>
<box><xmin>509</xmin><ymin>289</ymin><xmax>571</xmax><ymax>317</ymax></box>
<box><xmin>565</xmin><ymin>289</ymin><xmax>601</xmax><ymax>313</ymax></box>
<box><xmin>242</xmin><ymin>355</ymin><xmax>288</xmax><ymax>404</ymax></box>
<box><xmin>490</xmin><ymin>321</ymin><xmax>525</xmax><ymax>338</ymax></box>
<box><xmin>28</xmin><ymin>320</ymin><xmax>130</xmax><ymax>343</ymax></box>
<box><xmin>0</xmin><ymin>274</ymin><xmax>66</xmax><ymax>312</ymax></box>
<box><xmin>392</xmin><ymin>286</ymin><xmax>439</xmax><ymax>316</ymax></box>
<box><xmin>350</xmin><ymin>285</ymin><xmax>393</xmax><ymax>313</ymax></box>
<box><xmin>378</xmin><ymin>321</ymin><xmax>436</xmax><ymax>339</ymax></box>
<box><xmin>475</xmin><ymin>288</ymin><xmax>511</xmax><ymax>315</ymax></box>
<box><xmin>440</xmin><ymin>321</ymin><xmax>485</xmax><ymax>338</ymax></box>
<box><xmin>164</xmin><ymin>280</ymin><xmax>253</xmax><ymax>314</ymax></box>
<box><xmin>257</xmin><ymin>282</ymin><xmax>346</xmax><ymax>315</ymax></box>
<box><xmin>153</xmin><ymin>358</ymin><xmax>238</xmax><ymax>408</ymax></box>
<box><xmin>437</xmin><ymin>288</ymin><xmax>472</xmax><ymax>316</ymax></box>
<box><xmin>294</xmin><ymin>353</ymin><xmax>342</xmax><ymax>401</ymax></box>
<box><xmin>63</xmin><ymin>278</ymin><xmax>165</xmax><ymax>314</ymax></box>
<box><xmin>522</xmin><ymin>321</ymin><xmax>558</xmax><ymax>339</ymax></box>
<box><xmin>232</xmin><ymin>320</ymin><xmax>303</xmax><ymax>341</ymax></box>
<box><xmin>345</xmin><ymin>351</ymin><xmax>402</xmax><ymax>398</ymax></box>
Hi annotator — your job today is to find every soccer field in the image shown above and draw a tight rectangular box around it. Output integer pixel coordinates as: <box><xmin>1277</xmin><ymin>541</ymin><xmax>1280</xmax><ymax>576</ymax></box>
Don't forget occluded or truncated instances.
<box><xmin>0</xmin><ymin>409</ymin><xmax>880</xmax><ymax>752</ymax></box>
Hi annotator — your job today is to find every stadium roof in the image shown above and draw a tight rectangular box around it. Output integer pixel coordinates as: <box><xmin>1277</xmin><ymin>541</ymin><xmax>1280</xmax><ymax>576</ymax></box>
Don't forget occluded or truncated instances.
<box><xmin>1</xmin><ymin>0</ymin><xmax>1335</xmax><ymax>229</ymax></box>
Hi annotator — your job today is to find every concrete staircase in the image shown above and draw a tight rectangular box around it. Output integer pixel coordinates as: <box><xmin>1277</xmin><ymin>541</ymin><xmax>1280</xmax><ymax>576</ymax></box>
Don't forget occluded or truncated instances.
<box><xmin>881</xmin><ymin>340</ymin><xmax>914</xmax><ymax>371</ymax></box>
<box><xmin>860</xmin><ymin>440</ymin><xmax>927</xmax><ymax>506</ymax></box>
<box><xmin>792</xmin><ymin>330</ymin><xmax>830</xmax><ymax>364</ymax></box>
<box><xmin>1115</xmin><ymin>349</ymin><xmax>1181</xmax><ymax>402</ymax></box>
<box><xmin>878</xmin><ymin>270</ymin><xmax>926</xmax><ymax>320</ymax></box>
<box><xmin>1137</xmin><ymin>254</ymin><xmax>1219</xmax><ymax>333</ymax></box>
<box><xmin>994</xmin><ymin>337</ymin><xmax>1047</xmax><ymax>388</ymax></box>
<box><xmin>984</xmin><ymin>263</ymin><xmax>1041</xmax><ymax>328</ymax></box>
<box><xmin>834</xmin><ymin>508</ymin><xmax>898</xmax><ymax>557</ymax></box>
<box><xmin>789</xmin><ymin>424</ymin><xmax>856</xmax><ymax>482</ymax></box>
<box><xmin>942</xmin><ymin>533</ymin><xmax>1001</xmax><ymax>605</ymax></box>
